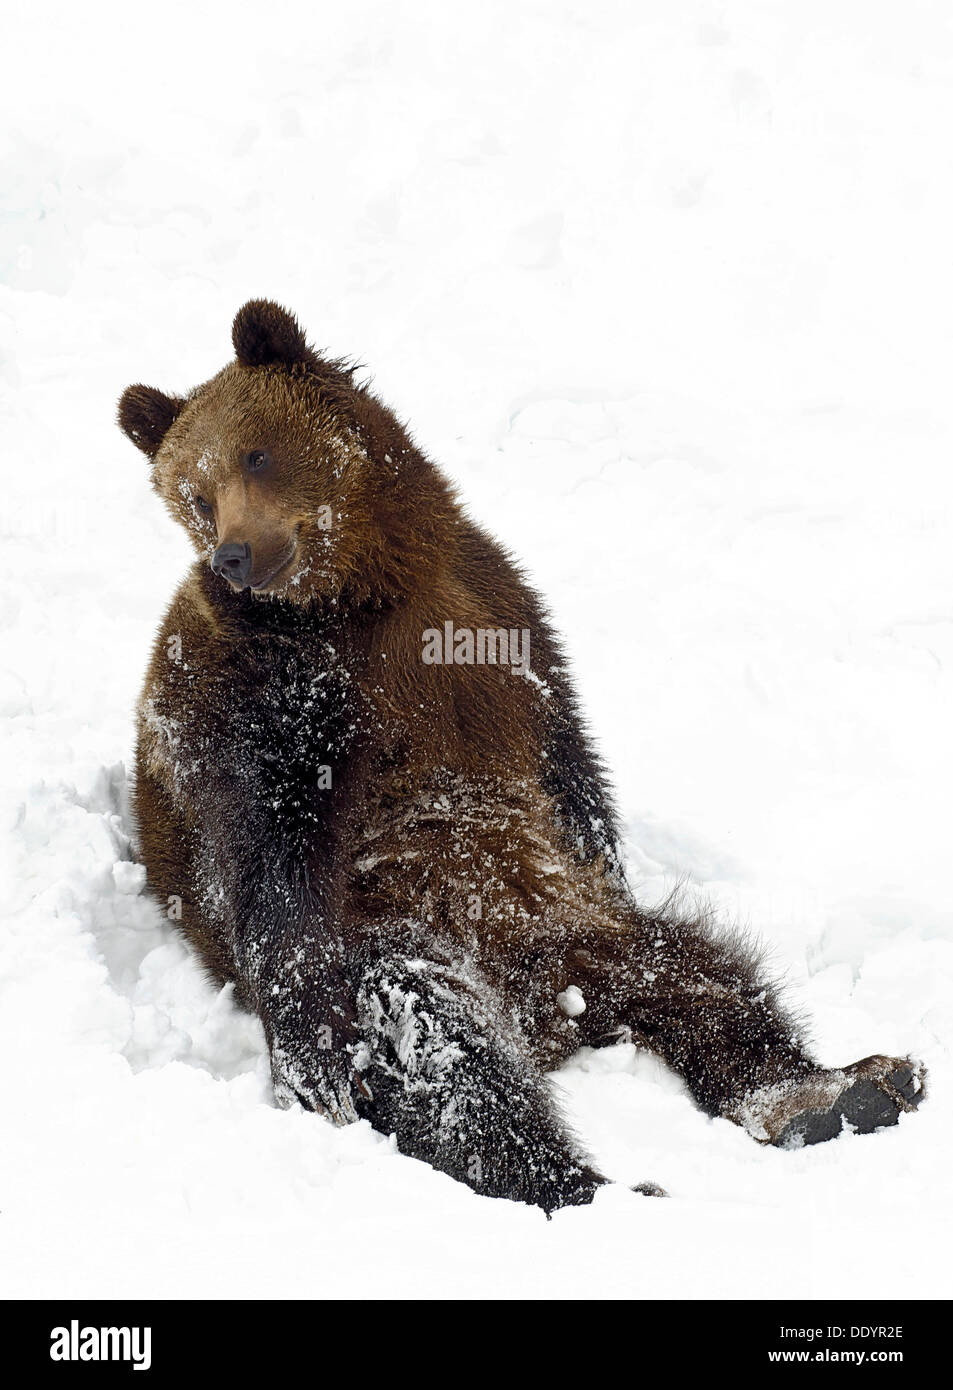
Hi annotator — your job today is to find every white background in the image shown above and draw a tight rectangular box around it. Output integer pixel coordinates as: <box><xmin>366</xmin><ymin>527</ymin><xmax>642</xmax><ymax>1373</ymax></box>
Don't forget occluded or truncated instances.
<box><xmin>1</xmin><ymin>0</ymin><xmax>951</xmax><ymax>1297</ymax></box>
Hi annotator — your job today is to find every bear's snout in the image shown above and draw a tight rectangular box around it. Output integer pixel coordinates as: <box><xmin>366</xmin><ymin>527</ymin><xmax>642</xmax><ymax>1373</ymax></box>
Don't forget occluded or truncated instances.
<box><xmin>211</xmin><ymin>541</ymin><xmax>252</xmax><ymax>589</ymax></box>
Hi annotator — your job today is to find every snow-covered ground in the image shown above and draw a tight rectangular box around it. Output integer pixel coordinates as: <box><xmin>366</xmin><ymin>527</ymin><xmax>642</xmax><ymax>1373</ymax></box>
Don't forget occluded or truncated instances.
<box><xmin>2</xmin><ymin>0</ymin><xmax>951</xmax><ymax>1299</ymax></box>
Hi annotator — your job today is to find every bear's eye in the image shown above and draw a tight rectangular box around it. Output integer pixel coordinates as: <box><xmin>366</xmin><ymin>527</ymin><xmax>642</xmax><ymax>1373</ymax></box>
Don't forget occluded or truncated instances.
<box><xmin>195</xmin><ymin>495</ymin><xmax>213</xmax><ymax>517</ymax></box>
<box><xmin>245</xmin><ymin>449</ymin><xmax>271</xmax><ymax>473</ymax></box>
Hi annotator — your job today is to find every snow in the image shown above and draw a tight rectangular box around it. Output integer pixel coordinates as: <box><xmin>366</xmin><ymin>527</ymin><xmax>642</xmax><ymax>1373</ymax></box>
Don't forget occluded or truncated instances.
<box><xmin>557</xmin><ymin>985</ymin><xmax>587</xmax><ymax>1018</ymax></box>
<box><xmin>2</xmin><ymin>0</ymin><xmax>952</xmax><ymax>1299</ymax></box>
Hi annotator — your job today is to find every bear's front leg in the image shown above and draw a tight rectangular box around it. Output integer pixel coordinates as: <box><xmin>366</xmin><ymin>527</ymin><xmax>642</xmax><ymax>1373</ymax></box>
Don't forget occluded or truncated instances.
<box><xmin>352</xmin><ymin>952</ymin><xmax>607</xmax><ymax>1213</ymax></box>
<box><xmin>243</xmin><ymin>919</ymin><xmax>371</xmax><ymax>1127</ymax></box>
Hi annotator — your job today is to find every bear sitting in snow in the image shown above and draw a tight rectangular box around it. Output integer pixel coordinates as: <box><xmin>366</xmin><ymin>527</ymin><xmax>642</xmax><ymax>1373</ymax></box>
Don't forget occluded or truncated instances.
<box><xmin>118</xmin><ymin>301</ymin><xmax>924</xmax><ymax>1211</ymax></box>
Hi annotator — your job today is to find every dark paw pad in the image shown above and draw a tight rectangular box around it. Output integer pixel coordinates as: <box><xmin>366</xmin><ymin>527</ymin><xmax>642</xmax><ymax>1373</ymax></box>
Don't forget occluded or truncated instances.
<box><xmin>886</xmin><ymin>1063</ymin><xmax>923</xmax><ymax>1107</ymax></box>
<box><xmin>776</xmin><ymin>1055</ymin><xmax>925</xmax><ymax>1149</ymax></box>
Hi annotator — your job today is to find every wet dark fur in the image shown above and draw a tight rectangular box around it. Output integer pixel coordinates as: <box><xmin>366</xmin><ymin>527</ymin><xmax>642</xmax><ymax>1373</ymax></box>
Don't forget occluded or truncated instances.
<box><xmin>119</xmin><ymin>301</ymin><xmax>923</xmax><ymax>1212</ymax></box>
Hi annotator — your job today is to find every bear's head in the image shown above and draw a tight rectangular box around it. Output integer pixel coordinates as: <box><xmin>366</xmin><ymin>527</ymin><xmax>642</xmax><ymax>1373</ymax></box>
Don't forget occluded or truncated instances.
<box><xmin>118</xmin><ymin>300</ymin><xmax>438</xmax><ymax>607</ymax></box>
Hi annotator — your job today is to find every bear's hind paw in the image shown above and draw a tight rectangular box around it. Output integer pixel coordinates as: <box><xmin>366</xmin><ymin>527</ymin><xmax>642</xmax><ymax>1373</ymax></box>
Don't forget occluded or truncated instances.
<box><xmin>732</xmin><ymin>1054</ymin><xmax>926</xmax><ymax>1149</ymax></box>
<box><xmin>777</xmin><ymin>1054</ymin><xmax>925</xmax><ymax>1149</ymax></box>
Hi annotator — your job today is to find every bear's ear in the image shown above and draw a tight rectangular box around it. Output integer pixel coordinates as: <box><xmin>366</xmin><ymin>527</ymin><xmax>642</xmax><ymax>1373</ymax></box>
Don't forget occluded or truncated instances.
<box><xmin>232</xmin><ymin>299</ymin><xmax>313</xmax><ymax>369</ymax></box>
<box><xmin>118</xmin><ymin>384</ymin><xmax>185</xmax><ymax>457</ymax></box>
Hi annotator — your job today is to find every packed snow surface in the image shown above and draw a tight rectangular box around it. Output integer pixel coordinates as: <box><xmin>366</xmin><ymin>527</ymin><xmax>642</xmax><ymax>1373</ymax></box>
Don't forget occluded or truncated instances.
<box><xmin>1</xmin><ymin>0</ymin><xmax>951</xmax><ymax>1298</ymax></box>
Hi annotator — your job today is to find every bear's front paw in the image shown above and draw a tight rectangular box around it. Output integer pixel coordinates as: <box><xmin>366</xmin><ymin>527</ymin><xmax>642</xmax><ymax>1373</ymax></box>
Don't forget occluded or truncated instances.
<box><xmin>270</xmin><ymin>1042</ymin><xmax>372</xmax><ymax>1127</ymax></box>
<box><xmin>731</xmin><ymin>1054</ymin><xmax>926</xmax><ymax>1148</ymax></box>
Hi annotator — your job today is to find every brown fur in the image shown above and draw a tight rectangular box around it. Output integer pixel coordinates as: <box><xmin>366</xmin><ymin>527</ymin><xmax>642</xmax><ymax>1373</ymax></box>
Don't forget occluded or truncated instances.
<box><xmin>118</xmin><ymin>302</ymin><xmax>924</xmax><ymax>1211</ymax></box>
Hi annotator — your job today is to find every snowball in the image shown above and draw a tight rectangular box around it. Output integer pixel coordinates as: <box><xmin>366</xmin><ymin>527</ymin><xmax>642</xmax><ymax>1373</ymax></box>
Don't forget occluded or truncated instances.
<box><xmin>556</xmin><ymin>985</ymin><xmax>586</xmax><ymax>1017</ymax></box>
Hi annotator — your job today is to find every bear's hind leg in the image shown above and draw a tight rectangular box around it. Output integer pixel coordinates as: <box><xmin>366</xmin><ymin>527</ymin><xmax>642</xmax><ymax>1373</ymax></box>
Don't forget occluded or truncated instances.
<box><xmin>352</xmin><ymin>952</ymin><xmax>607</xmax><ymax>1213</ymax></box>
<box><xmin>568</xmin><ymin>908</ymin><xmax>924</xmax><ymax>1147</ymax></box>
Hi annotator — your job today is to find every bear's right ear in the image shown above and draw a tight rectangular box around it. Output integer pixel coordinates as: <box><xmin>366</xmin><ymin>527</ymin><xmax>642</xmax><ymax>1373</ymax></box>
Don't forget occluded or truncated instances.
<box><xmin>117</xmin><ymin>384</ymin><xmax>185</xmax><ymax>457</ymax></box>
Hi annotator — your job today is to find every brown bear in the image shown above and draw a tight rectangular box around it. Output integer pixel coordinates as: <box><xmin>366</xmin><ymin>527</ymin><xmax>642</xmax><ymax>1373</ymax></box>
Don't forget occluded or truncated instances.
<box><xmin>118</xmin><ymin>300</ymin><xmax>924</xmax><ymax>1212</ymax></box>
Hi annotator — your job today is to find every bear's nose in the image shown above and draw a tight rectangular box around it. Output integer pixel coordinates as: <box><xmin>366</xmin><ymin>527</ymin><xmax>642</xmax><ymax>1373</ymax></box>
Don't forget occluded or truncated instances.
<box><xmin>211</xmin><ymin>541</ymin><xmax>252</xmax><ymax>588</ymax></box>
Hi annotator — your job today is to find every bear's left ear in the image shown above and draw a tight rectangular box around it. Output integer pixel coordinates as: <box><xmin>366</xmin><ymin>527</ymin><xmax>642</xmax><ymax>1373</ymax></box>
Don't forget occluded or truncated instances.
<box><xmin>117</xmin><ymin>384</ymin><xmax>186</xmax><ymax>457</ymax></box>
<box><xmin>232</xmin><ymin>298</ymin><xmax>313</xmax><ymax>369</ymax></box>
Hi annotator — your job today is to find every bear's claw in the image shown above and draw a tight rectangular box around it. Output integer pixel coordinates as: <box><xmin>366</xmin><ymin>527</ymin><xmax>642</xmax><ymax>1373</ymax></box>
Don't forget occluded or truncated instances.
<box><xmin>270</xmin><ymin>1045</ymin><xmax>367</xmax><ymax>1126</ymax></box>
